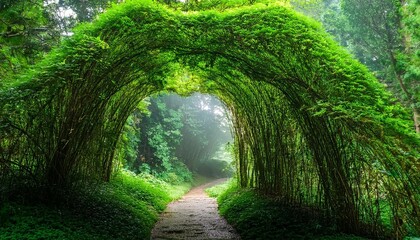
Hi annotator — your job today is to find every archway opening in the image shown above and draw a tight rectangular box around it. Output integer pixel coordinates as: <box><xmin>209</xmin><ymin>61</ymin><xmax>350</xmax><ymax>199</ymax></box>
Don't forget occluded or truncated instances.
<box><xmin>116</xmin><ymin>92</ymin><xmax>235</xmax><ymax>181</ymax></box>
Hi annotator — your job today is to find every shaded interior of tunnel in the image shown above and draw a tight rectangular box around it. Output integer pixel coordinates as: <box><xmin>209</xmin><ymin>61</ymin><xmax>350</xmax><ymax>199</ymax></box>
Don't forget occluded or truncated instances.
<box><xmin>118</xmin><ymin>92</ymin><xmax>235</xmax><ymax>180</ymax></box>
<box><xmin>0</xmin><ymin>0</ymin><xmax>418</xmax><ymax>238</ymax></box>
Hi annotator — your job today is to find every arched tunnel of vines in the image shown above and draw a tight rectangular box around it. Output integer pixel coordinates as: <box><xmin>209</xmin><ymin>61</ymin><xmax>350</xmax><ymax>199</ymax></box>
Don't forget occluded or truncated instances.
<box><xmin>0</xmin><ymin>0</ymin><xmax>419</xmax><ymax>239</ymax></box>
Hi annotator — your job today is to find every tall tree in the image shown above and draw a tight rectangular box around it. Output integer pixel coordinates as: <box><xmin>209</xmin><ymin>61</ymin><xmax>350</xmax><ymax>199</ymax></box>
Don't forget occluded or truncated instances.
<box><xmin>175</xmin><ymin>94</ymin><xmax>232</xmax><ymax>173</ymax></box>
<box><xmin>119</xmin><ymin>93</ymin><xmax>232</xmax><ymax>178</ymax></box>
<box><xmin>0</xmin><ymin>0</ymin><xmax>121</xmax><ymax>85</ymax></box>
<box><xmin>334</xmin><ymin>0</ymin><xmax>419</xmax><ymax>132</ymax></box>
<box><xmin>402</xmin><ymin>0</ymin><xmax>420</xmax><ymax>132</ymax></box>
<box><xmin>0</xmin><ymin>0</ymin><xmax>60</xmax><ymax>82</ymax></box>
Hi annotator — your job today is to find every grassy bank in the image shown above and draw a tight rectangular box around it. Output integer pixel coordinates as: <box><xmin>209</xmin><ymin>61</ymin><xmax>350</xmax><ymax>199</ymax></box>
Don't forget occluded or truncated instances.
<box><xmin>0</xmin><ymin>170</ymin><xmax>191</xmax><ymax>240</ymax></box>
<box><xmin>207</xmin><ymin>180</ymin><xmax>369</xmax><ymax>240</ymax></box>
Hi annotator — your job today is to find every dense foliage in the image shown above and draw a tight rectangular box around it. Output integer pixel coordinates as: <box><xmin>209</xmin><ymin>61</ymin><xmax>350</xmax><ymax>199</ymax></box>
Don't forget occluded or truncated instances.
<box><xmin>115</xmin><ymin>93</ymin><xmax>233</xmax><ymax>182</ymax></box>
<box><xmin>317</xmin><ymin>0</ymin><xmax>420</xmax><ymax>133</ymax></box>
<box><xmin>207</xmin><ymin>181</ymin><xmax>370</xmax><ymax>239</ymax></box>
<box><xmin>0</xmin><ymin>0</ymin><xmax>58</xmax><ymax>82</ymax></box>
<box><xmin>0</xmin><ymin>170</ymin><xmax>190</xmax><ymax>239</ymax></box>
<box><xmin>0</xmin><ymin>0</ymin><xmax>419</xmax><ymax>238</ymax></box>
<box><xmin>0</xmin><ymin>0</ymin><xmax>120</xmax><ymax>84</ymax></box>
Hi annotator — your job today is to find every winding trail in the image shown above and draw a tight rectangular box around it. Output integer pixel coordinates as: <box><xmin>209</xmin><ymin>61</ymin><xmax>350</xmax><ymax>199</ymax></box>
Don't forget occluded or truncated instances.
<box><xmin>151</xmin><ymin>179</ymin><xmax>240</xmax><ymax>240</ymax></box>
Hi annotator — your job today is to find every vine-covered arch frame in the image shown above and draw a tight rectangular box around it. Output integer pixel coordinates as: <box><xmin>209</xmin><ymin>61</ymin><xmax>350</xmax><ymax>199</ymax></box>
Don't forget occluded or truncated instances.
<box><xmin>0</xmin><ymin>0</ymin><xmax>419</xmax><ymax>237</ymax></box>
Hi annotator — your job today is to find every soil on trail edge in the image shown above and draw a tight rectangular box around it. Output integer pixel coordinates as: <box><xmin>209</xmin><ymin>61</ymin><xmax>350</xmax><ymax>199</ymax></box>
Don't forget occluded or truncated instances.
<box><xmin>151</xmin><ymin>179</ymin><xmax>240</xmax><ymax>240</ymax></box>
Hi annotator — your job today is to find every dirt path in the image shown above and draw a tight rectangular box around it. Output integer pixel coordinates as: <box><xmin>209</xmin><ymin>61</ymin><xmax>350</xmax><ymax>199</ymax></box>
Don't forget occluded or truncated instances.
<box><xmin>151</xmin><ymin>179</ymin><xmax>240</xmax><ymax>240</ymax></box>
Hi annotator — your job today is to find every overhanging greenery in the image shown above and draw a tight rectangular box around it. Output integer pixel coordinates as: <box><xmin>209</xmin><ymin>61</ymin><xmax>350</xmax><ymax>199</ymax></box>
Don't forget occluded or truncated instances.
<box><xmin>0</xmin><ymin>0</ymin><xmax>418</xmax><ymax>237</ymax></box>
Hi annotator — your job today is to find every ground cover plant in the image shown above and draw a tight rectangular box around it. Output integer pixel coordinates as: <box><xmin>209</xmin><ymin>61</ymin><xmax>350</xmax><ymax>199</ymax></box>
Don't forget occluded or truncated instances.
<box><xmin>0</xmin><ymin>170</ymin><xmax>190</xmax><ymax>240</ymax></box>
<box><xmin>208</xmin><ymin>181</ymin><xmax>372</xmax><ymax>239</ymax></box>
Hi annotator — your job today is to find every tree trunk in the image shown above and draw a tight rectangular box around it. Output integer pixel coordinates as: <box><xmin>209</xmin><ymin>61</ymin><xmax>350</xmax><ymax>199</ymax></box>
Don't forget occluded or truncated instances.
<box><xmin>414</xmin><ymin>107</ymin><xmax>420</xmax><ymax>133</ymax></box>
<box><xmin>396</xmin><ymin>3</ymin><xmax>419</xmax><ymax>134</ymax></box>
<box><xmin>389</xmin><ymin>51</ymin><xmax>419</xmax><ymax>133</ymax></box>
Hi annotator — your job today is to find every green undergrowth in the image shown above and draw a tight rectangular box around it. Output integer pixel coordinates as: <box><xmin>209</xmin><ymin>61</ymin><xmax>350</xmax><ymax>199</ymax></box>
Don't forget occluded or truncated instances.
<box><xmin>0</xmin><ymin>170</ymin><xmax>192</xmax><ymax>240</ymax></box>
<box><xmin>207</xmin><ymin>181</ymin><xmax>369</xmax><ymax>240</ymax></box>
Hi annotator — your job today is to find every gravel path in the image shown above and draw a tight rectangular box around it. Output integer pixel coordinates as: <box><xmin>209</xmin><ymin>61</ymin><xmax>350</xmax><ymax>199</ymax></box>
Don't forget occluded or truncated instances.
<box><xmin>151</xmin><ymin>179</ymin><xmax>240</xmax><ymax>240</ymax></box>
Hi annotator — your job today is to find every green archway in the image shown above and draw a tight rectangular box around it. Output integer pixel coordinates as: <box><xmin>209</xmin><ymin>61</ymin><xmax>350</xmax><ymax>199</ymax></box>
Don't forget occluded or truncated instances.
<box><xmin>0</xmin><ymin>0</ymin><xmax>419</xmax><ymax>236</ymax></box>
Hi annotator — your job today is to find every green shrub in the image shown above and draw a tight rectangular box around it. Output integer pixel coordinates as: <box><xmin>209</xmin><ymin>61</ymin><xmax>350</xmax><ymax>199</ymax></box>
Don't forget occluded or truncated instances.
<box><xmin>212</xmin><ymin>182</ymin><xmax>369</xmax><ymax>240</ymax></box>
<box><xmin>0</xmin><ymin>170</ymin><xmax>190</xmax><ymax>240</ymax></box>
<box><xmin>205</xmin><ymin>179</ymin><xmax>232</xmax><ymax>197</ymax></box>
